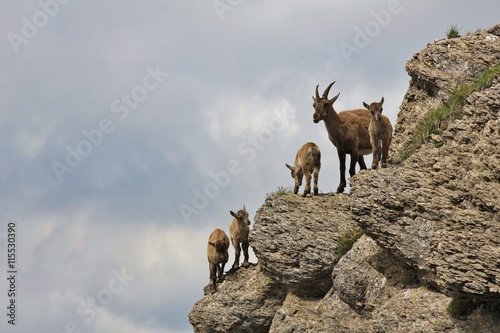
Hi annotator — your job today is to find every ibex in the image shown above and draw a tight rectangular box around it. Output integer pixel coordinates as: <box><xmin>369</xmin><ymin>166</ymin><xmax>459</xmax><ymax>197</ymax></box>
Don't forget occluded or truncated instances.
<box><xmin>363</xmin><ymin>97</ymin><xmax>393</xmax><ymax>169</ymax></box>
<box><xmin>312</xmin><ymin>81</ymin><xmax>372</xmax><ymax>193</ymax></box>
<box><xmin>207</xmin><ymin>228</ymin><xmax>229</xmax><ymax>292</ymax></box>
<box><xmin>286</xmin><ymin>142</ymin><xmax>321</xmax><ymax>197</ymax></box>
<box><xmin>229</xmin><ymin>205</ymin><xmax>251</xmax><ymax>271</ymax></box>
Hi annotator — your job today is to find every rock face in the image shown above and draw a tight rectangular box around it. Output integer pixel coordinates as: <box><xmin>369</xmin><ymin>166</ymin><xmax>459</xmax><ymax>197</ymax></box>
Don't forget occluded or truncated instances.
<box><xmin>251</xmin><ymin>193</ymin><xmax>356</xmax><ymax>297</ymax></box>
<box><xmin>350</xmin><ymin>79</ymin><xmax>500</xmax><ymax>300</ymax></box>
<box><xmin>269</xmin><ymin>236</ymin><xmax>469</xmax><ymax>333</ymax></box>
<box><xmin>390</xmin><ymin>25</ymin><xmax>500</xmax><ymax>163</ymax></box>
<box><xmin>189</xmin><ymin>25</ymin><xmax>500</xmax><ymax>332</ymax></box>
<box><xmin>188</xmin><ymin>264</ymin><xmax>287</xmax><ymax>333</ymax></box>
<box><xmin>351</xmin><ymin>24</ymin><xmax>500</xmax><ymax>302</ymax></box>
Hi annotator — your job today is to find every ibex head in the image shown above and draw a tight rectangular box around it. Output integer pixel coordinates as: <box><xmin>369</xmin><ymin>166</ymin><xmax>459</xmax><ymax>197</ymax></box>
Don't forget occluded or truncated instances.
<box><xmin>230</xmin><ymin>205</ymin><xmax>250</xmax><ymax>225</ymax></box>
<box><xmin>363</xmin><ymin>97</ymin><xmax>384</xmax><ymax>121</ymax></box>
<box><xmin>312</xmin><ymin>81</ymin><xmax>340</xmax><ymax>123</ymax></box>
<box><xmin>285</xmin><ymin>163</ymin><xmax>302</xmax><ymax>182</ymax></box>
<box><xmin>209</xmin><ymin>239</ymin><xmax>229</xmax><ymax>252</ymax></box>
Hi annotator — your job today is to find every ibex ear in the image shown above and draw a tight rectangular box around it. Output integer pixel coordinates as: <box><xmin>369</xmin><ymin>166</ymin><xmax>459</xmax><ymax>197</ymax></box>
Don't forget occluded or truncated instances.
<box><xmin>363</xmin><ymin>102</ymin><xmax>370</xmax><ymax>109</ymax></box>
<box><xmin>285</xmin><ymin>163</ymin><xmax>294</xmax><ymax>171</ymax></box>
<box><xmin>230</xmin><ymin>210</ymin><xmax>237</xmax><ymax>218</ymax></box>
<box><xmin>329</xmin><ymin>92</ymin><xmax>340</xmax><ymax>104</ymax></box>
<box><xmin>380</xmin><ymin>96</ymin><xmax>384</xmax><ymax>105</ymax></box>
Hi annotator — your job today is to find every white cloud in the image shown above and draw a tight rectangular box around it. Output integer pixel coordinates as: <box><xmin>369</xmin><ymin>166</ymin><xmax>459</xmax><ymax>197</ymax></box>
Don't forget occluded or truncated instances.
<box><xmin>14</xmin><ymin>129</ymin><xmax>46</xmax><ymax>157</ymax></box>
<box><xmin>207</xmin><ymin>94</ymin><xmax>299</xmax><ymax>144</ymax></box>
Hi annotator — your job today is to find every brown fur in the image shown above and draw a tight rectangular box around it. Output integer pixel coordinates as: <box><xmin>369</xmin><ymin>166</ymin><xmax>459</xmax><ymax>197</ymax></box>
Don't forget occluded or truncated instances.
<box><xmin>229</xmin><ymin>205</ymin><xmax>250</xmax><ymax>270</ymax></box>
<box><xmin>363</xmin><ymin>97</ymin><xmax>393</xmax><ymax>169</ymax></box>
<box><xmin>312</xmin><ymin>81</ymin><xmax>372</xmax><ymax>193</ymax></box>
<box><xmin>207</xmin><ymin>228</ymin><xmax>229</xmax><ymax>292</ymax></box>
<box><xmin>286</xmin><ymin>142</ymin><xmax>321</xmax><ymax>197</ymax></box>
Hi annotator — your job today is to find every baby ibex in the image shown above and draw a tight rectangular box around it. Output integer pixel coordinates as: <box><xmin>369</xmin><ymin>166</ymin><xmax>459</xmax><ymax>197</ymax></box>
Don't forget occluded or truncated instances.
<box><xmin>363</xmin><ymin>97</ymin><xmax>393</xmax><ymax>169</ymax></box>
<box><xmin>229</xmin><ymin>205</ymin><xmax>251</xmax><ymax>271</ymax></box>
<box><xmin>286</xmin><ymin>142</ymin><xmax>321</xmax><ymax>197</ymax></box>
<box><xmin>207</xmin><ymin>228</ymin><xmax>229</xmax><ymax>292</ymax></box>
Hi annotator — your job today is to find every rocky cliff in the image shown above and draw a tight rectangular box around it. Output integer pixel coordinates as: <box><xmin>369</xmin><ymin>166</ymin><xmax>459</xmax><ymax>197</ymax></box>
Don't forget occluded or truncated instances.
<box><xmin>188</xmin><ymin>25</ymin><xmax>500</xmax><ymax>333</ymax></box>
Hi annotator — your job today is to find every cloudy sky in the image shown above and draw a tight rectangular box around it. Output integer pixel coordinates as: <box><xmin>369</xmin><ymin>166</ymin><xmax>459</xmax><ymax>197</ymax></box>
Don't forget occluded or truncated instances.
<box><xmin>0</xmin><ymin>1</ymin><xmax>498</xmax><ymax>332</ymax></box>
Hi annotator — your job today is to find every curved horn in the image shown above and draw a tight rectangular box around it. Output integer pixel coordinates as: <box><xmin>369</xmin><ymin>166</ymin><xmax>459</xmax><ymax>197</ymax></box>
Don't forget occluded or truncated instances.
<box><xmin>380</xmin><ymin>96</ymin><xmax>384</xmax><ymax>105</ymax></box>
<box><xmin>322</xmin><ymin>81</ymin><xmax>336</xmax><ymax>98</ymax></box>
<box><xmin>330</xmin><ymin>92</ymin><xmax>340</xmax><ymax>104</ymax></box>
<box><xmin>315</xmin><ymin>85</ymin><xmax>320</xmax><ymax>99</ymax></box>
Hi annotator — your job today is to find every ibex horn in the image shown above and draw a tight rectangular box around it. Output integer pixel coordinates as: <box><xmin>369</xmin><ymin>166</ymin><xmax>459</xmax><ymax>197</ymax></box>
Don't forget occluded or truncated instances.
<box><xmin>322</xmin><ymin>81</ymin><xmax>336</xmax><ymax>98</ymax></box>
<box><xmin>315</xmin><ymin>85</ymin><xmax>320</xmax><ymax>99</ymax></box>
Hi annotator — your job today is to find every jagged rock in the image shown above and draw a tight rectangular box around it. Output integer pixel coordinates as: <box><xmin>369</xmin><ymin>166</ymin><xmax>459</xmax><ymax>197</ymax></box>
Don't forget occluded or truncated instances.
<box><xmin>331</xmin><ymin>235</ymin><xmax>418</xmax><ymax>314</ymax></box>
<box><xmin>189</xmin><ymin>25</ymin><xmax>500</xmax><ymax>333</ymax></box>
<box><xmin>351</xmin><ymin>69</ymin><xmax>500</xmax><ymax>302</ymax></box>
<box><xmin>390</xmin><ymin>24</ymin><xmax>500</xmax><ymax>163</ymax></box>
<box><xmin>250</xmin><ymin>193</ymin><xmax>357</xmax><ymax>297</ymax></box>
<box><xmin>269</xmin><ymin>236</ymin><xmax>469</xmax><ymax>333</ymax></box>
<box><xmin>188</xmin><ymin>264</ymin><xmax>286</xmax><ymax>333</ymax></box>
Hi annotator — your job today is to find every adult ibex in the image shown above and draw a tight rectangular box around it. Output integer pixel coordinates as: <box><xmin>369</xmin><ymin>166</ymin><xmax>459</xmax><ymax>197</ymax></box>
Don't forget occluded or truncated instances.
<box><xmin>312</xmin><ymin>81</ymin><xmax>372</xmax><ymax>193</ymax></box>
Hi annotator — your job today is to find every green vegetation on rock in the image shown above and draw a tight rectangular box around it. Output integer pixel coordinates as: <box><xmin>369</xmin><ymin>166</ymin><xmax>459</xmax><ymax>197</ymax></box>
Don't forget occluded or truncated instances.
<box><xmin>336</xmin><ymin>228</ymin><xmax>364</xmax><ymax>258</ymax></box>
<box><xmin>399</xmin><ymin>63</ymin><xmax>500</xmax><ymax>162</ymax></box>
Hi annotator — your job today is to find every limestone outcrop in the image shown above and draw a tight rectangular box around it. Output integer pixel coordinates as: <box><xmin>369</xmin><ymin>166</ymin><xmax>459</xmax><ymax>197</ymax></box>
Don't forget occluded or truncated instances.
<box><xmin>189</xmin><ymin>24</ymin><xmax>500</xmax><ymax>333</ymax></box>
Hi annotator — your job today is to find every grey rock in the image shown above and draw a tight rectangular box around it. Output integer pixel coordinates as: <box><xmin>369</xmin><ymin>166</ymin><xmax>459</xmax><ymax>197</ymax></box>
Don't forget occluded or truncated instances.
<box><xmin>189</xmin><ymin>24</ymin><xmax>500</xmax><ymax>333</ymax></box>
<box><xmin>390</xmin><ymin>25</ymin><xmax>500</xmax><ymax>163</ymax></box>
<box><xmin>269</xmin><ymin>236</ymin><xmax>467</xmax><ymax>333</ymax></box>
<box><xmin>351</xmin><ymin>31</ymin><xmax>500</xmax><ymax>301</ymax></box>
<box><xmin>188</xmin><ymin>264</ymin><xmax>286</xmax><ymax>333</ymax></box>
<box><xmin>250</xmin><ymin>193</ymin><xmax>357</xmax><ymax>297</ymax></box>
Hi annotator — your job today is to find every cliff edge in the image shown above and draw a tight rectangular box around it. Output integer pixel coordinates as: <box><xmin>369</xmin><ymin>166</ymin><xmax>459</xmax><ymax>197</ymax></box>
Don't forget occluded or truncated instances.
<box><xmin>188</xmin><ymin>25</ymin><xmax>500</xmax><ymax>333</ymax></box>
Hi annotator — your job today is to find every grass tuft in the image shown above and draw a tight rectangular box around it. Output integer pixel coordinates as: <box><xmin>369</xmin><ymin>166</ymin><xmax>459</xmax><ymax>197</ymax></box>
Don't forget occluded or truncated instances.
<box><xmin>447</xmin><ymin>296</ymin><xmax>475</xmax><ymax>320</ymax></box>
<box><xmin>446</xmin><ymin>25</ymin><xmax>461</xmax><ymax>38</ymax></box>
<box><xmin>266</xmin><ymin>186</ymin><xmax>292</xmax><ymax>199</ymax></box>
<box><xmin>336</xmin><ymin>228</ymin><xmax>364</xmax><ymax>258</ymax></box>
